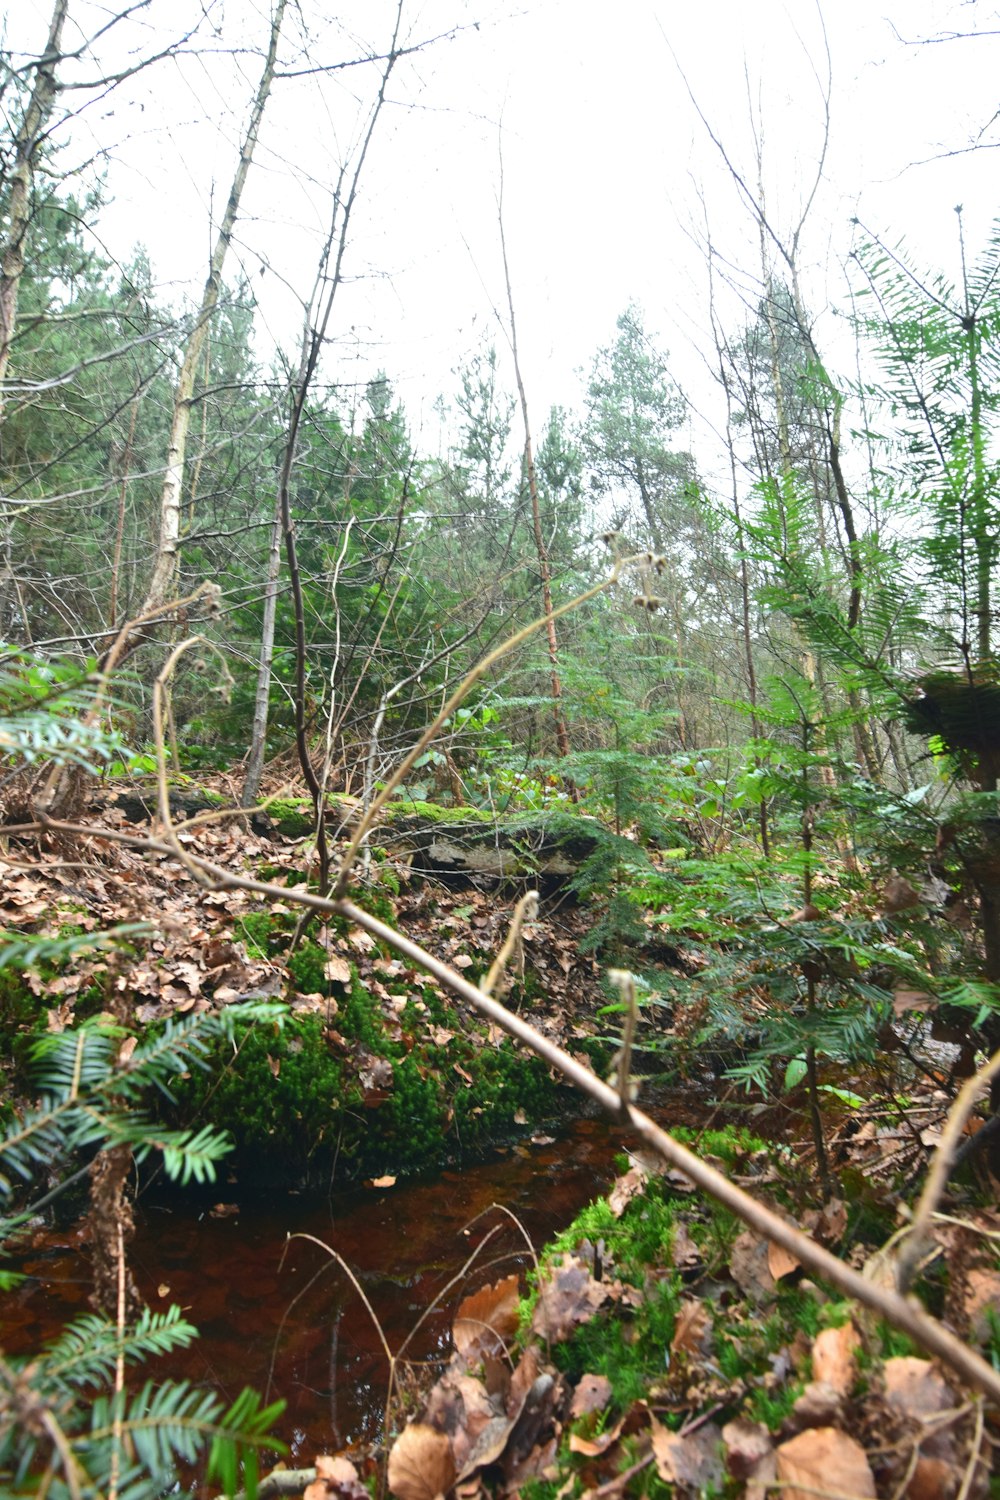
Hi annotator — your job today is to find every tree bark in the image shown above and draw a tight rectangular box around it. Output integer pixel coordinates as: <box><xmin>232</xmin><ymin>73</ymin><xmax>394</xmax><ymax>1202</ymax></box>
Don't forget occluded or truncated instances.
<box><xmin>138</xmin><ymin>0</ymin><xmax>286</xmax><ymax>621</ymax></box>
<box><xmin>0</xmin><ymin>0</ymin><xmax>69</xmax><ymax>397</ymax></box>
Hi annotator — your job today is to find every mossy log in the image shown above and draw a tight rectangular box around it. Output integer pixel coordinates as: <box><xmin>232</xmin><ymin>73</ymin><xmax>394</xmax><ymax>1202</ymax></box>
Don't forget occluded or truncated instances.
<box><xmin>382</xmin><ymin>805</ymin><xmax>603</xmax><ymax>880</ymax></box>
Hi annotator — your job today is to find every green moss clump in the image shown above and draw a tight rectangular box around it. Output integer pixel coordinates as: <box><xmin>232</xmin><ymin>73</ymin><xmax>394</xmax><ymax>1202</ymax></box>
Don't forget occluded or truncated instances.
<box><xmin>265</xmin><ymin>798</ymin><xmax>316</xmax><ymax>838</ymax></box>
<box><xmin>171</xmin><ymin>1014</ymin><xmax>357</xmax><ymax>1167</ymax></box>
<box><xmin>382</xmin><ymin>799</ymin><xmax>494</xmax><ymax>826</ymax></box>
<box><xmin>523</xmin><ymin>1182</ymin><xmax>681</xmax><ymax>1410</ymax></box>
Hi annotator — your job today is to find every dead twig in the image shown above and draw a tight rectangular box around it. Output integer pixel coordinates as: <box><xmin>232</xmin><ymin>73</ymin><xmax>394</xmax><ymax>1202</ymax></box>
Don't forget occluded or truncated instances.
<box><xmin>896</xmin><ymin>1045</ymin><xmax>1000</xmax><ymax>1292</ymax></box>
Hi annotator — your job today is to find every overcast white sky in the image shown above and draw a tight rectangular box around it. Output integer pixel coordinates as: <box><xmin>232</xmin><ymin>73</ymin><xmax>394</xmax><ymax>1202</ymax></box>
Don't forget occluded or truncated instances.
<box><xmin>9</xmin><ymin>0</ymin><xmax>1000</xmax><ymax>470</ymax></box>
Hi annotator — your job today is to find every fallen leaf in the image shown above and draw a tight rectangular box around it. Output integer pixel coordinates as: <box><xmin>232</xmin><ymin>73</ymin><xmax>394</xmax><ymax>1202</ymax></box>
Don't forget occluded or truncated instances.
<box><xmin>729</xmin><ymin>1231</ymin><xmax>776</xmax><ymax>1303</ymax></box>
<box><xmin>651</xmin><ymin>1420</ymin><xmax>725</xmax><ymax>1490</ymax></box>
<box><xmin>881</xmin><ymin>876</ymin><xmax>921</xmax><ymax>914</ymax></box>
<box><xmin>790</xmin><ymin>1381</ymin><xmax>843</xmax><ymax>1427</ymax></box>
<box><xmin>883</xmin><ymin>1357</ymin><xmax>953</xmax><ymax>1421</ymax></box>
<box><xmin>305</xmin><ymin>1455</ymin><xmax>369</xmax><ymax>1500</ymax></box>
<box><xmin>530</xmin><ymin>1255</ymin><xmax>610</xmax><ymax>1342</ymax></box>
<box><xmin>811</xmin><ymin>1322</ymin><xmax>860</xmax><ymax>1395</ymax></box>
<box><xmin>893</xmin><ymin>989</ymin><xmax>936</xmax><ymax>1016</ymax></box>
<box><xmin>775</xmin><ymin>1427</ymin><xmax>875</xmax><ymax>1500</ymax></box>
<box><xmin>670</xmin><ymin>1221</ymin><xmax>702</xmax><ymax>1270</ymax></box>
<box><xmin>767</xmin><ymin>1240</ymin><xmax>800</xmax><ymax>1280</ymax></box>
<box><xmin>671</xmin><ymin>1299</ymin><xmax>711</xmax><ymax>1356</ymax></box>
<box><xmin>387</xmin><ymin>1424</ymin><xmax>456</xmax><ymax>1500</ymax></box>
<box><xmin>172</xmin><ymin>960</ymin><xmax>203</xmax><ymax>993</ymax></box>
<box><xmin>904</xmin><ymin>1456</ymin><xmax>957</xmax><ymax>1500</ymax></box>
<box><xmin>722</xmin><ymin>1417</ymin><xmax>774</xmax><ymax>1480</ymax></box>
<box><xmin>608</xmin><ymin>1165</ymin><xmax>647</xmax><ymax>1218</ymax></box>
<box><xmin>568</xmin><ymin>1373</ymin><xmax>612</xmax><ymax>1419</ymax></box>
<box><xmin>568</xmin><ymin>1414</ymin><xmax>625</xmax><ymax>1457</ymax></box>
<box><xmin>324</xmin><ymin>956</ymin><xmax>352</xmax><ymax>985</ymax></box>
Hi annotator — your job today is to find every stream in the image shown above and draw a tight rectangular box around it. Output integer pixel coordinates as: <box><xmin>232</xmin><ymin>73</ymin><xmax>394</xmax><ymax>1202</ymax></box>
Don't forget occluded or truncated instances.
<box><xmin>3</xmin><ymin>1109</ymin><xmax>697</xmax><ymax>1465</ymax></box>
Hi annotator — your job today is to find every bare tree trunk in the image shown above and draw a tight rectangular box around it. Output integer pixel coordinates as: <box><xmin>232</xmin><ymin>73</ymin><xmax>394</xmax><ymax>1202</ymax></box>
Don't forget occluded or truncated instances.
<box><xmin>138</xmin><ymin>0</ymin><xmax>286</xmax><ymax>622</ymax></box>
<box><xmin>0</xmin><ymin>0</ymin><xmax>68</xmax><ymax>397</ymax></box>
<box><xmin>0</xmin><ymin>0</ymin><xmax>69</xmax><ymax>632</ymax></box>
<box><xmin>497</xmin><ymin>169</ymin><xmax>571</xmax><ymax>760</ymax></box>
<box><xmin>274</xmin><ymin>2</ymin><xmax>404</xmax><ymax>893</ymax></box>
<box><xmin>108</xmin><ymin>393</ymin><xmax>140</xmax><ymax>630</ymax></box>
<box><xmin>241</xmin><ymin>490</ymin><xmax>284</xmax><ymax>807</ymax></box>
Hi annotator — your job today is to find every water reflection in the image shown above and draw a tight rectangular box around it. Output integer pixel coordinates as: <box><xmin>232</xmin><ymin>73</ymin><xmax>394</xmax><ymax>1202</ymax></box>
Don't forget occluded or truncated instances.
<box><xmin>5</xmin><ymin>1117</ymin><xmax>630</xmax><ymax>1464</ymax></box>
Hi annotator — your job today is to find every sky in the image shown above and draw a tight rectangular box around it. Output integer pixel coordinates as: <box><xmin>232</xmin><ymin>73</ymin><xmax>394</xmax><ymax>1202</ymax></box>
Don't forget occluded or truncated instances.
<box><xmin>8</xmin><ymin>0</ymin><xmax>1000</xmax><ymax>472</ymax></box>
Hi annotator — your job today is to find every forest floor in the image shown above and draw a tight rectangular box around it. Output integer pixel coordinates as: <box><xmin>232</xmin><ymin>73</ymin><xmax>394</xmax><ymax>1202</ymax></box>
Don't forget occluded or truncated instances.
<box><xmin>3</xmin><ymin>778</ymin><xmax>1000</xmax><ymax>1497</ymax></box>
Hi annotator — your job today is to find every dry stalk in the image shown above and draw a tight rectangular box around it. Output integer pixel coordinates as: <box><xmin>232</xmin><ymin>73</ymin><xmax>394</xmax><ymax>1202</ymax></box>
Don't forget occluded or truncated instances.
<box><xmin>479</xmin><ymin>891</ymin><xmax>538</xmax><ymax>998</ymax></box>
<box><xmin>896</xmin><ymin>1045</ymin><xmax>1000</xmax><ymax>1293</ymax></box>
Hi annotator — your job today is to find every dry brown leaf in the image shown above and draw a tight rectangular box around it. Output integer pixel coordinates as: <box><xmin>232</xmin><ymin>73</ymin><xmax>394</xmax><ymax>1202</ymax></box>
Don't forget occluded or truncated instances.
<box><xmin>811</xmin><ymin>1322</ymin><xmax>860</xmax><ymax>1395</ymax></box>
<box><xmin>172</xmin><ymin>959</ymin><xmax>203</xmax><ymax>993</ymax></box>
<box><xmin>530</xmin><ymin>1255</ymin><xmax>610</xmax><ymax>1342</ymax></box>
<box><xmin>651</xmin><ymin>1420</ymin><xmax>725</xmax><ymax>1490</ymax></box>
<box><xmin>568</xmin><ymin>1373</ymin><xmax>612</xmax><ymax>1420</ymax></box>
<box><xmin>767</xmin><ymin>1239</ymin><xmax>801</xmax><ymax>1280</ymax></box>
<box><xmin>729</xmin><ymin>1231</ymin><xmax>776</xmax><ymax>1304</ymax></box>
<box><xmin>671</xmin><ymin>1299</ymin><xmax>711</xmax><ymax>1357</ymax></box>
<box><xmin>893</xmin><ymin>988</ymin><xmax>936</xmax><ymax>1016</ymax></box>
<box><xmin>568</xmin><ymin>1414</ymin><xmax>624</xmax><ymax>1457</ymax></box>
<box><xmin>324</xmin><ymin>955</ymin><xmax>352</xmax><ymax>985</ymax></box>
<box><xmin>305</xmin><ymin>1455</ymin><xmax>368</xmax><ymax>1500</ymax></box>
<box><xmin>790</xmin><ymin>1381</ymin><xmax>843</xmax><ymax>1428</ymax></box>
<box><xmin>883</xmin><ymin>1357</ymin><xmax>953</xmax><ymax>1420</ymax></box>
<box><xmin>721</xmin><ymin>1417</ymin><xmax>774</xmax><ymax>1480</ymax></box>
<box><xmin>669</xmin><ymin>1220</ymin><xmax>701</xmax><ymax>1270</ymax></box>
<box><xmin>453</xmin><ymin>1275</ymin><xmax>520</xmax><ymax>1364</ymax></box>
<box><xmin>861</xmin><ymin>1242</ymin><xmax>898</xmax><ymax>1293</ymax></box>
<box><xmin>607</xmin><ymin>1166</ymin><xmax>647</xmax><ymax>1218</ymax></box>
<box><xmin>462</xmin><ymin>1415</ymin><xmax>518</xmax><ymax>1477</ymax></box>
<box><xmin>387</xmin><ymin>1424</ymin><xmax>456</xmax><ymax>1500</ymax></box>
<box><xmin>881</xmin><ymin>875</ymin><xmax>922</xmax><ymax>913</ymax></box>
<box><xmin>775</xmin><ymin>1427</ymin><xmax>875</xmax><ymax>1500</ymax></box>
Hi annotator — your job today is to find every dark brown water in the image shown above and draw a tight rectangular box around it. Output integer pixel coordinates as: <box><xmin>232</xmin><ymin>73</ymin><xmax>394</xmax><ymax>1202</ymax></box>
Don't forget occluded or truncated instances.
<box><xmin>3</xmin><ymin>1115</ymin><xmax>648</xmax><ymax>1466</ymax></box>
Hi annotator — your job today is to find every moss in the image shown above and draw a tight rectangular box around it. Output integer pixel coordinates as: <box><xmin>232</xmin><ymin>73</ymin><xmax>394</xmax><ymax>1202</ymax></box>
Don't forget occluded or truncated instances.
<box><xmin>672</xmin><ymin>1124</ymin><xmax>767</xmax><ymax>1168</ymax></box>
<box><xmin>172</xmin><ymin>1014</ymin><xmax>359</xmax><ymax>1167</ymax></box>
<box><xmin>382</xmin><ymin>799</ymin><xmax>495</xmax><ymax>826</ymax></box>
<box><xmin>265</xmin><ymin>798</ymin><xmax>316</xmax><ymax>838</ymax></box>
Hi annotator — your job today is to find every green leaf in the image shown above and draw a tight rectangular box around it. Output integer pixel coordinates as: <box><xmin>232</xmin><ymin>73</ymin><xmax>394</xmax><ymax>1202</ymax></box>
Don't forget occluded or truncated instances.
<box><xmin>783</xmin><ymin>1056</ymin><xmax>808</xmax><ymax>1091</ymax></box>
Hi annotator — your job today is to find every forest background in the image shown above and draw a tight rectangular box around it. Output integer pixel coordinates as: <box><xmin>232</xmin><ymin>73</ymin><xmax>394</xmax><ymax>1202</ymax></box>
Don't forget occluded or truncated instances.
<box><xmin>7</xmin><ymin>0</ymin><xmax>1000</xmax><ymax>1496</ymax></box>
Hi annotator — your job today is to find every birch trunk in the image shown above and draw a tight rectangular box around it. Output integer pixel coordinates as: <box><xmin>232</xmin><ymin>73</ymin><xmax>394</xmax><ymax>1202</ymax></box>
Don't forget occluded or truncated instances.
<box><xmin>0</xmin><ymin>0</ymin><xmax>69</xmax><ymax>397</ymax></box>
<box><xmin>139</xmin><ymin>0</ymin><xmax>286</xmax><ymax>620</ymax></box>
